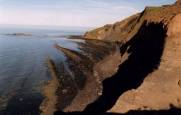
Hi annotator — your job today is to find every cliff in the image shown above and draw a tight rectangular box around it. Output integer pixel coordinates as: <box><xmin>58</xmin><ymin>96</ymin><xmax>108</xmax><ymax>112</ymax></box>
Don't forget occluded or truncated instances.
<box><xmin>82</xmin><ymin>0</ymin><xmax>181</xmax><ymax>114</ymax></box>
<box><xmin>84</xmin><ymin>1</ymin><xmax>181</xmax><ymax>42</ymax></box>
<box><xmin>53</xmin><ymin>1</ymin><xmax>181</xmax><ymax>114</ymax></box>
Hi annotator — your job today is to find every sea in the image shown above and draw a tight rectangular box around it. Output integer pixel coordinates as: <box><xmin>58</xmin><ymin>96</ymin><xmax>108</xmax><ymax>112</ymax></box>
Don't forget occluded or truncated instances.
<box><xmin>0</xmin><ymin>25</ymin><xmax>91</xmax><ymax>115</ymax></box>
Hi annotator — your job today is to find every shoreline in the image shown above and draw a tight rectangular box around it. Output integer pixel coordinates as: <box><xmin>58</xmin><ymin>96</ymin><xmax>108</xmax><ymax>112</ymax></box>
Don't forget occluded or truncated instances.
<box><xmin>63</xmin><ymin>47</ymin><xmax>121</xmax><ymax>112</ymax></box>
<box><xmin>40</xmin><ymin>59</ymin><xmax>59</xmax><ymax>115</ymax></box>
<box><xmin>40</xmin><ymin>41</ymin><xmax>122</xmax><ymax>114</ymax></box>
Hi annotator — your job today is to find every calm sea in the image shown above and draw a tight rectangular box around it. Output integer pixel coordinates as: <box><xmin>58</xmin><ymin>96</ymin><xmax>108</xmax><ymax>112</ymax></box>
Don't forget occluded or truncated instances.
<box><xmin>0</xmin><ymin>25</ymin><xmax>88</xmax><ymax>114</ymax></box>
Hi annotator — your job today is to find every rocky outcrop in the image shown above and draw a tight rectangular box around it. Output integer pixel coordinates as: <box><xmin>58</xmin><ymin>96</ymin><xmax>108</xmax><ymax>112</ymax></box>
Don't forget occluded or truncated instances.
<box><xmin>5</xmin><ymin>33</ymin><xmax>32</xmax><ymax>36</ymax></box>
<box><xmin>52</xmin><ymin>1</ymin><xmax>181</xmax><ymax>115</ymax></box>
<box><xmin>82</xmin><ymin>0</ymin><xmax>181</xmax><ymax>114</ymax></box>
<box><xmin>42</xmin><ymin>40</ymin><xmax>120</xmax><ymax>114</ymax></box>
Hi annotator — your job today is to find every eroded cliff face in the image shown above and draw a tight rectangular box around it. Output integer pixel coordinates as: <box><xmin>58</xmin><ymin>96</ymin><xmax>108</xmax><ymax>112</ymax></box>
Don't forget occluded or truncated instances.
<box><xmin>83</xmin><ymin>0</ymin><xmax>181</xmax><ymax>114</ymax></box>
<box><xmin>110</xmin><ymin>14</ymin><xmax>181</xmax><ymax>113</ymax></box>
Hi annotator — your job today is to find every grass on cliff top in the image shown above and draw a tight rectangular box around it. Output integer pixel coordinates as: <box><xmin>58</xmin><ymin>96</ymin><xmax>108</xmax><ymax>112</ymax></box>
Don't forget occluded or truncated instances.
<box><xmin>146</xmin><ymin>7</ymin><xmax>162</xmax><ymax>11</ymax></box>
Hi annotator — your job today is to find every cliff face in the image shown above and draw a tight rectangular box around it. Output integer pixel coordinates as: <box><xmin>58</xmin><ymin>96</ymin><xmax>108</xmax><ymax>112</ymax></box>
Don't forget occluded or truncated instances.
<box><xmin>84</xmin><ymin>13</ymin><xmax>140</xmax><ymax>41</ymax></box>
<box><xmin>84</xmin><ymin>1</ymin><xmax>181</xmax><ymax>42</ymax></box>
<box><xmin>83</xmin><ymin>0</ymin><xmax>181</xmax><ymax>113</ymax></box>
<box><xmin>53</xmin><ymin>1</ymin><xmax>181</xmax><ymax>114</ymax></box>
<box><xmin>110</xmin><ymin>13</ymin><xmax>181</xmax><ymax>113</ymax></box>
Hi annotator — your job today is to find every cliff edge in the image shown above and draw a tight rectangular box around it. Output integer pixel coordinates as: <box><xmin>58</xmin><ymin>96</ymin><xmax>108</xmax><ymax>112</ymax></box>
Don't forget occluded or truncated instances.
<box><xmin>84</xmin><ymin>1</ymin><xmax>181</xmax><ymax>42</ymax></box>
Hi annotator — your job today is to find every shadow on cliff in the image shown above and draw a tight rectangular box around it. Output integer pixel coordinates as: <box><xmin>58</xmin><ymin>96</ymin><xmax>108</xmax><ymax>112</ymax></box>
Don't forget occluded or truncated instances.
<box><xmin>55</xmin><ymin>21</ymin><xmax>170</xmax><ymax>114</ymax></box>
<box><xmin>83</xmin><ymin>21</ymin><xmax>167</xmax><ymax>113</ymax></box>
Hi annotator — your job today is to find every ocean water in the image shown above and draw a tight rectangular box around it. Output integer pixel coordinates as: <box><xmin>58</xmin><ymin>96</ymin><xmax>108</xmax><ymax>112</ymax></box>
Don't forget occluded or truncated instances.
<box><xmin>0</xmin><ymin>25</ymin><xmax>88</xmax><ymax>114</ymax></box>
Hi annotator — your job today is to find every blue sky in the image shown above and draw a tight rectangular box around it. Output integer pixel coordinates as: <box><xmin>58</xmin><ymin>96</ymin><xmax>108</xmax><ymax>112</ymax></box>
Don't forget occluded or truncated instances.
<box><xmin>0</xmin><ymin>0</ymin><xmax>176</xmax><ymax>27</ymax></box>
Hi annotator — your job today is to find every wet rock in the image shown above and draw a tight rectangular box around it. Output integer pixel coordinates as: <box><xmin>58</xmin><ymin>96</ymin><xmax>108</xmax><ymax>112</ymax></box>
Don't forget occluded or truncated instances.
<box><xmin>53</xmin><ymin>40</ymin><xmax>120</xmax><ymax>112</ymax></box>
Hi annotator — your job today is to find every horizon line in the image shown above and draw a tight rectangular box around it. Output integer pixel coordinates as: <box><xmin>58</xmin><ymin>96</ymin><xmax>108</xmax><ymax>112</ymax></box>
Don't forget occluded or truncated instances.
<box><xmin>0</xmin><ymin>23</ymin><xmax>96</xmax><ymax>29</ymax></box>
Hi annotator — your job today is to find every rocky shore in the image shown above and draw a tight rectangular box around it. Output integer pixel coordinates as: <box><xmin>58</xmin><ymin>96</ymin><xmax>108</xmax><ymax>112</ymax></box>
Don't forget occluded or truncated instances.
<box><xmin>84</xmin><ymin>0</ymin><xmax>181</xmax><ymax>114</ymax></box>
<box><xmin>41</xmin><ymin>39</ymin><xmax>121</xmax><ymax>114</ymax></box>
<box><xmin>41</xmin><ymin>0</ymin><xmax>181</xmax><ymax>114</ymax></box>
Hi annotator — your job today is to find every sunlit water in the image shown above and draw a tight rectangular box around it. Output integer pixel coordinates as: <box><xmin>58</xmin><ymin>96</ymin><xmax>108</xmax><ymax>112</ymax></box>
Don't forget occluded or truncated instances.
<box><xmin>0</xmin><ymin>26</ymin><xmax>87</xmax><ymax>114</ymax></box>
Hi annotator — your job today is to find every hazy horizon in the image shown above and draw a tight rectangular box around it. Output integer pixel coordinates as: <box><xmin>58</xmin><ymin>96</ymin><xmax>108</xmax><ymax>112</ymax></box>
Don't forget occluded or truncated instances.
<box><xmin>0</xmin><ymin>23</ymin><xmax>94</xmax><ymax>30</ymax></box>
<box><xmin>0</xmin><ymin>0</ymin><xmax>176</xmax><ymax>27</ymax></box>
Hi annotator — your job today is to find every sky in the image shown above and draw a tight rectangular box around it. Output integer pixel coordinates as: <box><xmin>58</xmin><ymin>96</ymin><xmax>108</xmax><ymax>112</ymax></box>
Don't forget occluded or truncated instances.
<box><xmin>0</xmin><ymin>0</ymin><xmax>176</xmax><ymax>27</ymax></box>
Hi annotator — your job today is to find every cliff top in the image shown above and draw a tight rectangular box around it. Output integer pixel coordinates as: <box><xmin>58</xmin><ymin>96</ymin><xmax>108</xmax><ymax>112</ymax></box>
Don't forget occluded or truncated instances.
<box><xmin>84</xmin><ymin>0</ymin><xmax>181</xmax><ymax>42</ymax></box>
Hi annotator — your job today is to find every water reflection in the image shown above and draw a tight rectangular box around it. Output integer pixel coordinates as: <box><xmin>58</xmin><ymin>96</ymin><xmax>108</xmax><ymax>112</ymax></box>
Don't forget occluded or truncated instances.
<box><xmin>0</xmin><ymin>35</ymin><xmax>84</xmax><ymax>114</ymax></box>
<box><xmin>0</xmin><ymin>32</ymin><xmax>118</xmax><ymax>114</ymax></box>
